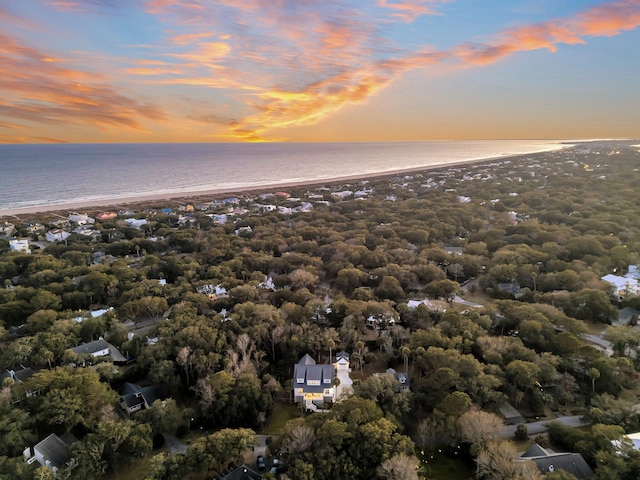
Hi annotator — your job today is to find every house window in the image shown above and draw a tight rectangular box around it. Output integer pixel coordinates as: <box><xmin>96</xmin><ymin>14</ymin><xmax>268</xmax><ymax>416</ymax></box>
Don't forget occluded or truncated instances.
<box><xmin>307</xmin><ymin>380</ymin><xmax>320</xmax><ymax>386</ymax></box>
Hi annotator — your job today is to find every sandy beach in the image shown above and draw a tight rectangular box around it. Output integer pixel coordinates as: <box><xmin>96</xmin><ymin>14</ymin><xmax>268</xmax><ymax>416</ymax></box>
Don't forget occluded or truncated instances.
<box><xmin>0</xmin><ymin>149</ymin><xmax>564</xmax><ymax>219</ymax></box>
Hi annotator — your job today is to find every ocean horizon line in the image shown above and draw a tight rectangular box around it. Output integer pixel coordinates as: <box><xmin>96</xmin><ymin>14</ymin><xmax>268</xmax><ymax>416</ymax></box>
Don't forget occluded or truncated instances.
<box><xmin>0</xmin><ymin>141</ymin><xmax>574</xmax><ymax>216</ymax></box>
<box><xmin>0</xmin><ymin>137</ymin><xmax>598</xmax><ymax>147</ymax></box>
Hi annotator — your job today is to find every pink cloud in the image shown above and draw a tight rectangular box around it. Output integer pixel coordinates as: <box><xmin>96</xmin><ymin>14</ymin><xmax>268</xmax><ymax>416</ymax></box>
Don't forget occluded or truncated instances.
<box><xmin>455</xmin><ymin>0</ymin><xmax>640</xmax><ymax>65</ymax></box>
<box><xmin>4</xmin><ymin>0</ymin><xmax>640</xmax><ymax>143</ymax></box>
<box><xmin>0</xmin><ymin>33</ymin><xmax>166</xmax><ymax>142</ymax></box>
<box><xmin>377</xmin><ymin>0</ymin><xmax>447</xmax><ymax>22</ymax></box>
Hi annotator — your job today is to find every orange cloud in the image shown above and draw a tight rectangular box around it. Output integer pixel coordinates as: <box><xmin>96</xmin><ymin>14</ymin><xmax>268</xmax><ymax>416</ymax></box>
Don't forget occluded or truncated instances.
<box><xmin>377</xmin><ymin>0</ymin><xmax>446</xmax><ymax>22</ymax></box>
<box><xmin>0</xmin><ymin>33</ymin><xmax>166</xmax><ymax>143</ymax></box>
<box><xmin>455</xmin><ymin>0</ymin><xmax>640</xmax><ymax>65</ymax></box>
<box><xmin>574</xmin><ymin>0</ymin><xmax>640</xmax><ymax>36</ymax></box>
<box><xmin>123</xmin><ymin>67</ymin><xmax>185</xmax><ymax>76</ymax></box>
<box><xmin>5</xmin><ymin>0</ymin><xmax>640</xmax><ymax>143</ymax></box>
<box><xmin>144</xmin><ymin>0</ymin><xmax>204</xmax><ymax>15</ymax></box>
<box><xmin>44</xmin><ymin>0</ymin><xmax>129</xmax><ymax>13</ymax></box>
<box><xmin>169</xmin><ymin>32</ymin><xmax>214</xmax><ymax>46</ymax></box>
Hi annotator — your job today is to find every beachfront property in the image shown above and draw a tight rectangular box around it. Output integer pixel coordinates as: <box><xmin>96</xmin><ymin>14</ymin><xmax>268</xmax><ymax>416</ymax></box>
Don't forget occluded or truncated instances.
<box><xmin>0</xmin><ymin>222</ymin><xmax>15</xmax><ymax>237</ymax></box>
<box><xmin>9</xmin><ymin>239</ymin><xmax>30</xmax><ymax>253</ymax></box>
<box><xmin>331</xmin><ymin>190</ymin><xmax>353</xmax><ymax>199</ymax></box>
<box><xmin>124</xmin><ymin>218</ymin><xmax>148</xmax><ymax>228</ymax></box>
<box><xmin>96</xmin><ymin>212</ymin><xmax>117</xmax><ymax>221</ymax></box>
<box><xmin>68</xmin><ymin>213</ymin><xmax>94</xmax><ymax>225</ymax></box>
<box><xmin>46</xmin><ymin>229</ymin><xmax>71</xmax><ymax>242</ymax></box>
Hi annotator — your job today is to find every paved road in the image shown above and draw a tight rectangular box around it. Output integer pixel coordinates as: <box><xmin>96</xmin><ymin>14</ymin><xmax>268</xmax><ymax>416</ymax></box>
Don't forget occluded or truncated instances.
<box><xmin>499</xmin><ymin>415</ymin><xmax>589</xmax><ymax>438</ymax></box>
<box><xmin>165</xmin><ymin>434</ymin><xmax>187</xmax><ymax>456</ymax></box>
<box><xmin>581</xmin><ymin>333</ymin><xmax>613</xmax><ymax>357</ymax></box>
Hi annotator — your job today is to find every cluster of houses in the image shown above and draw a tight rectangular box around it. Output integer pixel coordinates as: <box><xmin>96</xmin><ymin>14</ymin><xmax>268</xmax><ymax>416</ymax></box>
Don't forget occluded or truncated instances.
<box><xmin>601</xmin><ymin>265</ymin><xmax>640</xmax><ymax>300</ymax></box>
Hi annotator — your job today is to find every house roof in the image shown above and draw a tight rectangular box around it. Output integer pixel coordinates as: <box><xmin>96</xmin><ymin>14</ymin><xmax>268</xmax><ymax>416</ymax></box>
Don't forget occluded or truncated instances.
<box><xmin>529</xmin><ymin>453</ymin><xmax>594</xmax><ymax>479</ymax></box>
<box><xmin>71</xmin><ymin>339</ymin><xmax>109</xmax><ymax>355</ymax></box>
<box><xmin>294</xmin><ymin>363</ymin><xmax>335</xmax><ymax>394</ymax></box>
<box><xmin>522</xmin><ymin>443</ymin><xmax>551</xmax><ymax>458</ymax></box>
<box><xmin>34</xmin><ymin>434</ymin><xmax>72</xmax><ymax>469</ymax></box>
<box><xmin>617</xmin><ymin>307</ymin><xmax>640</xmax><ymax>325</ymax></box>
<box><xmin>298</xmin><ymin>354</ymin><xmax>316</xmax><ymax>365</ymax></box>
<box><xmin>120</xmin><ymin>383</ymin><xmax>167</xmax><ymax>409</ymax></box>
<box><xmin>1</xmin><ymin>367</ymin><xmax>35</xmax><ymax>384</ymax></box>
<box><xmin>218</xmin><ymin>464</ymin><xmax>262</xmax><ymax>480</ymax></box>
<box><xmin>497</xmin><ymin>282</ymin><xmax>521</xmax><ymax>294</ymax></box>
<box><xmin>335</xmin><ymin>351</ymin><xmax>349</xmax><ymax>361</ymax></box>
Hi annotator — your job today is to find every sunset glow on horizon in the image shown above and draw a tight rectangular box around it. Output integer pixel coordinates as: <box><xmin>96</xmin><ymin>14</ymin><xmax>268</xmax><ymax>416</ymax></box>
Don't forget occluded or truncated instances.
<box><xmin>1</xmin><ymin>0</ymin><xmax>640</xmax><ymax>144</ymax></box>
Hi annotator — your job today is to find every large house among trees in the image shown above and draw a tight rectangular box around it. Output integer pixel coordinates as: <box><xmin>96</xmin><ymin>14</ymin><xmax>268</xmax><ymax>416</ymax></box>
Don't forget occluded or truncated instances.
<box><xmin>293</xmin><ymin>351</ymin><xmax>352</xmax><ymax>410</ymax></box>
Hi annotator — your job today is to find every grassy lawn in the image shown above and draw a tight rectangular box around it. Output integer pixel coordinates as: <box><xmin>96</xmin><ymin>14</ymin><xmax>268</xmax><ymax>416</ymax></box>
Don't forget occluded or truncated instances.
<box><xmin>422</xmin><ymin>454</ymin><xmax>474</xmax><ymax>480</ymax></box>
<box><xmin>584</xmin><ymin>321</ymin><xmax>608</xmax><ymax>335</ymax></box>
<box><xmin>261</xmin><ymin>402</ymin><xmax>302</xmax><ymax>435</ymax></box>
<box><xmin>103</xmin><ymin>449</ymin><xmax>165</xmax><ymax>480</ymax></box>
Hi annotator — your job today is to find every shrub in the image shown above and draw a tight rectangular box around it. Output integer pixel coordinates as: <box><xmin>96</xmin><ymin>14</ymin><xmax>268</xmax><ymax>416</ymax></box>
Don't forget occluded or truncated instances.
<box><xmin>515</xmin><ymin>424</ymin><xmax>528</xmax><ymax>441</ymax></box>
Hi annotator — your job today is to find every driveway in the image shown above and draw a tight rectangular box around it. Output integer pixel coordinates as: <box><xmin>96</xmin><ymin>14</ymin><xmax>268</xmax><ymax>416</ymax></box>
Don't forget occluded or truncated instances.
<box><xmin>581</xmin><ymin>333</ymin><xmax>613</xmax><ymax>356</ymax></box>
<box><xmin>452</xmin><ymin>295</ymin><xmax>484</xmax><ymax>308</ymax></box>
<box><xmin>498</xmin><ymin>415</ymin><xmax>590</xmax><ymax>438</ymax></box>
<box><xmin>336</xmin><ymin>368</ymin><xmax>353</xmax><ymax>400</ymax></box>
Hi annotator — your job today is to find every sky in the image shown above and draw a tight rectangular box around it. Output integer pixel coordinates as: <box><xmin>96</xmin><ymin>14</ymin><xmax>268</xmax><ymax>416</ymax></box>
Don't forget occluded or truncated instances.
<box><xmin>1</xmin><ymin>0</ymin><xmax>639</xmax><ymax>144</ymax></box>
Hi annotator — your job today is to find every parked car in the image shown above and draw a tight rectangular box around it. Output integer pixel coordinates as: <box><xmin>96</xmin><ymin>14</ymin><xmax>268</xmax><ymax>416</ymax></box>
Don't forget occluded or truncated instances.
<box><xmin>257</xmin><ymin>455</ymin><xmax>266</xmax><ymax>471</ymax></box>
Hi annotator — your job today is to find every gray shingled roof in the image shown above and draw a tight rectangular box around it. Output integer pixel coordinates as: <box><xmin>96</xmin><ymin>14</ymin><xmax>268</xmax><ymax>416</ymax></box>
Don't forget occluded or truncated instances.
<box><xmin>530</xmin><ymin>453</ymin><xmax>594</xmax><ymax>479</ymax></box>
<box><xmin>120</xmin><ymin>383</ymin><xmax>167</xmax><ymax>410</ymax></box>
<box><xmin>522</xmin><ymin>443</ymin><xmax>550</xmax><ymax>458</ymax></box>
<box><xmin>294</xmin><ymin>361</ymin><xmax>335</xmax><ymax>395</ymax></box>
<box><xmin>219</xmin><ymin>464</ymin><xmax>262</xmax><ymax>480</ymax></box>
<box><xmin>34</xmin><ymin>434</ymin><xmax>72</xmax><ymax>470</ymax></box>
<box><xmin>71</xmin><ymin>339</ymin><xmax>109</xmax><ymax>355</ymax></box>
<box><xmin>298</xmin><ymin>354</ymin><xmax>316</xmax><ymax>365</ymax></box>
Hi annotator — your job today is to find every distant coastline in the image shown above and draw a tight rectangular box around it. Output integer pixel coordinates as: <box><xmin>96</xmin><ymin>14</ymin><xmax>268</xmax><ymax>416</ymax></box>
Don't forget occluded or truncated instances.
<box><xmin>0</xmin><ymin>142</ymin><xmax>575</xmax><ymax>218</ymax></box>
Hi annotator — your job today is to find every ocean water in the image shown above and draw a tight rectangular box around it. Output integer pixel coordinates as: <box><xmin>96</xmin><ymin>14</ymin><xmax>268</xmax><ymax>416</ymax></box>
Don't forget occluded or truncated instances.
<box><xmin>0</xmin><ymin>140</ymin><xmax>566</xmax><ymax>211</ymax></box>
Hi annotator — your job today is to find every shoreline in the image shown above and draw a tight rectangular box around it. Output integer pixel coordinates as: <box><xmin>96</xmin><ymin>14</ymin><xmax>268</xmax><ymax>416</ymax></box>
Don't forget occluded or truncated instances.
<box><xmin>0</xmin><ymin>146</ymin><xmax>570</xmax><ymax>219</ymax></box>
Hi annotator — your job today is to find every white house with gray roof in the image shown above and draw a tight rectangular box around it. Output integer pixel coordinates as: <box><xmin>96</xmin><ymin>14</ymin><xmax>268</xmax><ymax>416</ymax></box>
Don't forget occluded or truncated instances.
<box><xmin>25</xmin><ymin>434</ymin><xmax>76</xmax><ymax>476</ymax></box>
<box><xmin>293</xmin><ymin>353</ymin><xmax>353</xmax><ymax>410</ymax></box>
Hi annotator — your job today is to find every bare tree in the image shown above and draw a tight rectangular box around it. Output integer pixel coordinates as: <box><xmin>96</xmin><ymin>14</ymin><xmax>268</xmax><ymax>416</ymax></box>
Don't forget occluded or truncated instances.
<box><xmin>414</xmin><ymin>416</ymin><xmax>439</xmax><ymax>455</ymax></box>
<box><xmin>282</xmin><ymin>423</ymin><xmax>316</xmax><ymax>454</ymax></box>
<box><xmin>176</xmin><ymin>346</ymin><xmax>193</xmax><ymax>386</ymax></box>
<box><xmin>458</xmin><ymin>409</ymin><xmax>504</xmax><ymax>448</ymax></box>
<box><xmin>376</xmin><ymin>454</ymin><xmax>420</xmax><ymax>480</ymax></box>
<box><xmin>476</xmin><ymin>440</ymin><xmax>543</xmax><ymax>480</ymax></box>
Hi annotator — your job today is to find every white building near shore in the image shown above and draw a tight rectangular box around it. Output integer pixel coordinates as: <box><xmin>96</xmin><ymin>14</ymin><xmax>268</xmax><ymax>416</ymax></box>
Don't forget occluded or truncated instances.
<box><xmin>9</xmin><ymin>239</ymin><xmax>30</xmax><ymax>253</ymax></box>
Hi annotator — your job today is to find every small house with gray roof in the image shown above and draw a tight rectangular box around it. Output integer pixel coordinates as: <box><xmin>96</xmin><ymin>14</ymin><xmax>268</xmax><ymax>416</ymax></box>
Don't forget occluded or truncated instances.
<box><xmin>119</xmin><ymin>382</ymin><xmax>167</xmax><ymax>415</ymax></box>
<box><xmin>25</xmin><ymin>433</ymin><xmax>76</xmax><ymax>476</ymax></box>
<box><xmin>71</xmin><ymin>339</ymin><xmax>110</xmax><ymax>357</ymax></box>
